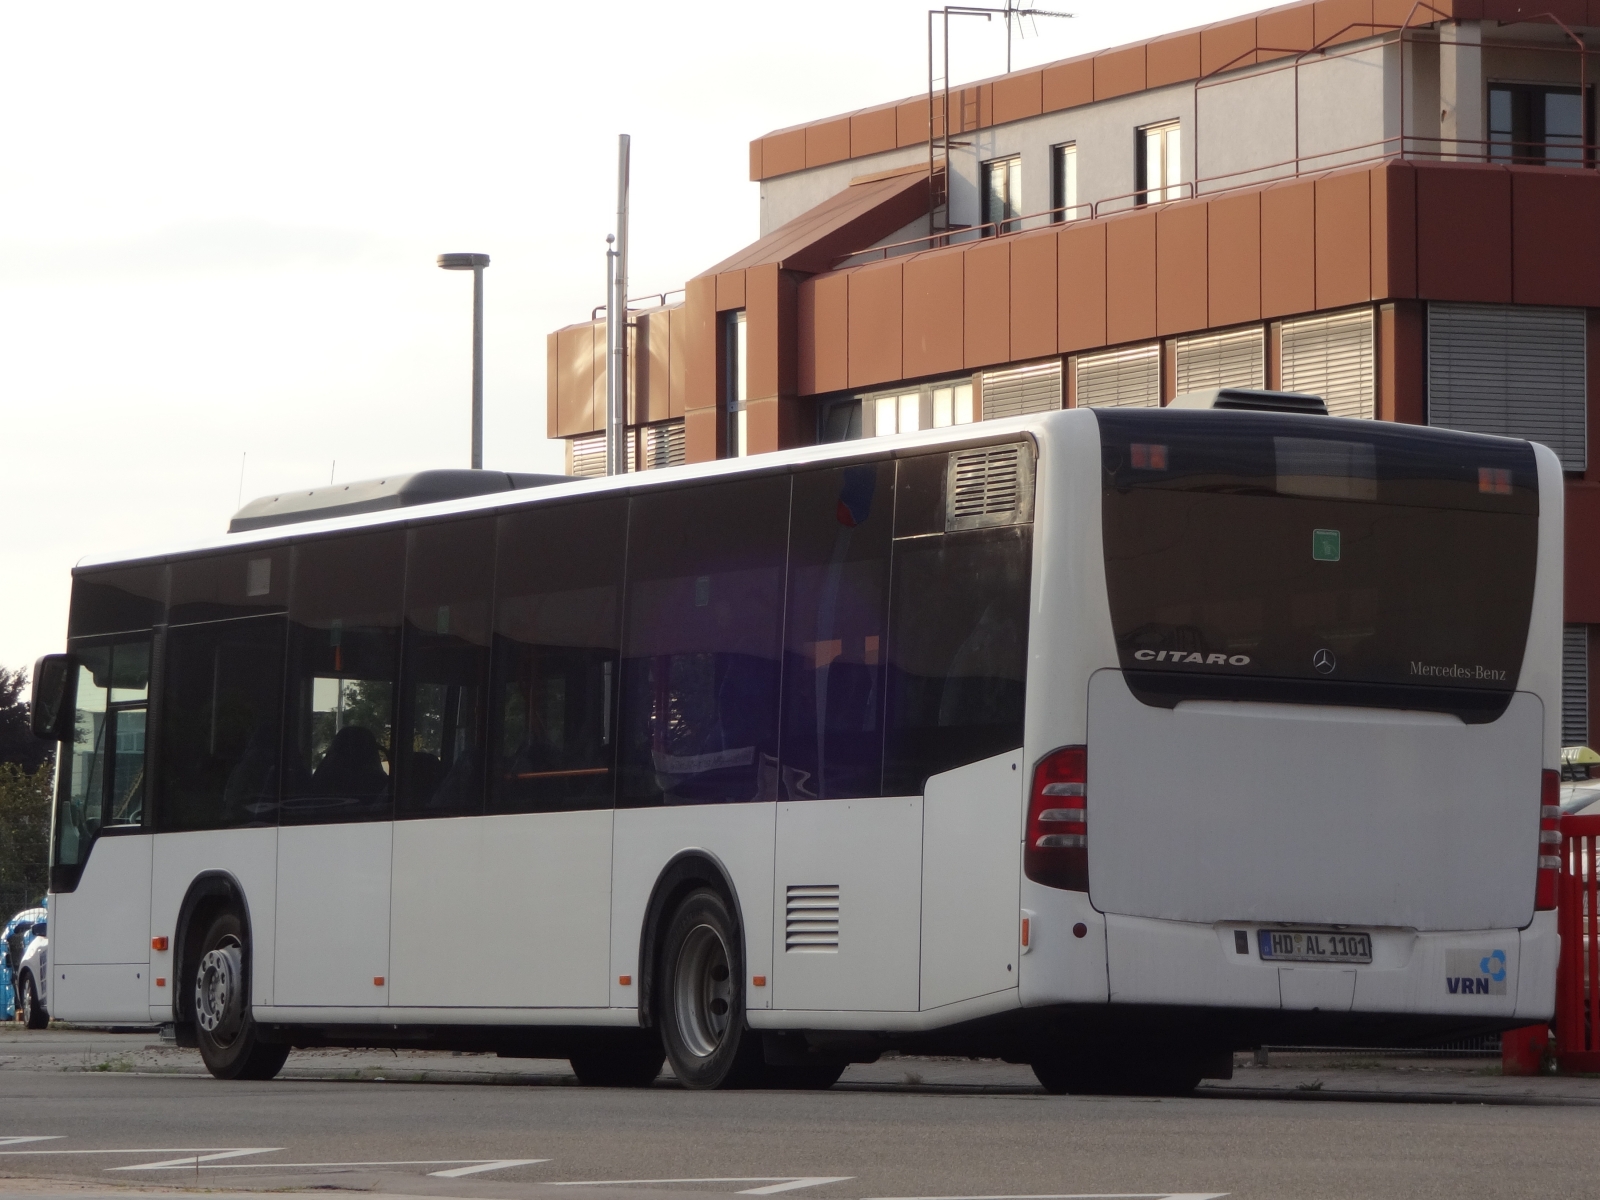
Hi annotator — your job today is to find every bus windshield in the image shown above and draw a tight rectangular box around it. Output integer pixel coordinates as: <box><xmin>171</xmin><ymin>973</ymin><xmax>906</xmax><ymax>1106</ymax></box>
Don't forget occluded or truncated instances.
<box><xmin>1096</xmin><ymin>410</ymin><xmax>1540</xmax><ymax>721</ymax></box>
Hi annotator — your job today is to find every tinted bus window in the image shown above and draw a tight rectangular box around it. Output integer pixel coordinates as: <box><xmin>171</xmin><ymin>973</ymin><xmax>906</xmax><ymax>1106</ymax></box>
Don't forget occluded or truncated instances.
<box><xmin>69</xmin><ymin>564</ymin><xmax>167</xmax><ymax>637</ymax></box>
<box><xmin>781</xmin><ymin>462</ymin><xmax>892</xmax><ymax>800</ymax></box>
<box><xmin>157</xmin><ymin>616</ymin><xmax>285</xmax><ymax>830</ymax></box>
<box><xmin>489</xmin><ymin>498</ymin><xmax>625</xmax><ymax>814</ymax></box>
<box><xmin>399</xmin><ymin>518</ymin><xmax>493</xmax><ymax>817</ymax></box>
<box><xmin>169</xmin><ymin>547</ymin><xmax>288</xmax><ymax>624</ymax></box>
<box><xmin>884</xmin><ymin>523</ymin><xmax>1031</xmax><ymax>795</ymax></box>
<box><xmin>282</xmin><ymin>530</ymin><xmax>404</xmax><ymax>824</ymax></box>
<box><xmin>619</xmin><ymin>477</ymin><xmax>789</xmax><ymax>807</ymax></box>
<box><xmin>1096</xmin><ymin>410</ymin><xmax>1539</xmax><ymax>719</ymax></box>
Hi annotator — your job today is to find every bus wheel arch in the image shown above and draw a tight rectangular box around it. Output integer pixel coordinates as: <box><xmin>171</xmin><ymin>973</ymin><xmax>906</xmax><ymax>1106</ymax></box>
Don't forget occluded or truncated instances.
<box><xmin>172</xmin><ymin>872</ymin><xmax>254</xmax><ymax>1032</ymax></box>
<box><xmin>637</xmin><ymin>852</ymin><xmax>745</xmax><ymax>1032</ymax></box>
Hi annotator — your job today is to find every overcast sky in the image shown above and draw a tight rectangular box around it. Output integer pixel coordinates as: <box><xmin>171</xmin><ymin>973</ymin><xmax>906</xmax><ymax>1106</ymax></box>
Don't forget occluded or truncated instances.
<box><xmin>0</xmin><ymin>0</ymin><xmax>1266</xmax><ymax>674</ymax></box>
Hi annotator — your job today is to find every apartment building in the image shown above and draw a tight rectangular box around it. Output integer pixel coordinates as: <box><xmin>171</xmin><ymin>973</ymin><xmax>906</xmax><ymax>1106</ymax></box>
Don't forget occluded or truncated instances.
<box><xmin>546</xmin><ymin>0</ymin><xmax>1600</xmax><ymax>744</ymax></box>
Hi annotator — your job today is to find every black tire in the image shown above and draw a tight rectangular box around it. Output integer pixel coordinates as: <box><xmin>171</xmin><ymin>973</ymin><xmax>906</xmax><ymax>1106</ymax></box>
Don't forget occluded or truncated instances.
<box><xmin>761</xmin><ymin>1061</ymin><xmax>847</xmax><ymax>1090</ymax></box>
<box><xmin>20</xmin><ymin>974</ymin><xmax>47</xmax><ymax>1029</ymax></box>
<box><xmin>569</xmin><ymin>1033</ymin><xmax>666</xmax><ymax>1087</ymax></box>
<box><xmin>190</xmin><ymin>910</ymin><xmax>289</xmax><ymax>1081</ymax></box>
<box><xmin>657</xmin><ymin>888</ymin><xmax>764</xmax><ymax>1089</ymax></box>
<box><xmin>1032</xmin><ymin>1051</ymin><xmax>1200</xmax><ymax>1097</ymax></box>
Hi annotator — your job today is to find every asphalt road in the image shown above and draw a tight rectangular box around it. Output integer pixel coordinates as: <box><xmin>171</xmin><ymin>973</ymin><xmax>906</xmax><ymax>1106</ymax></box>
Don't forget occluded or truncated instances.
<box><xmin>0</xmin><ymin>1030</ymin><xmax>1595</xmax><ymax>1200</ymax></box>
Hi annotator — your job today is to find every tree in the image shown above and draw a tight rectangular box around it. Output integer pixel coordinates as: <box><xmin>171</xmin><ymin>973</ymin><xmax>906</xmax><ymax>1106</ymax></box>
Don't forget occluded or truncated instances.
<box><xmin>0</xmin><ymin>667</ymin><xmax>50</xmax><ymax>775</ymax></box>
<box><xmin>0</xmin><ymin>761</ymin><xmax>51</xmax><ymax>913</ymax></box>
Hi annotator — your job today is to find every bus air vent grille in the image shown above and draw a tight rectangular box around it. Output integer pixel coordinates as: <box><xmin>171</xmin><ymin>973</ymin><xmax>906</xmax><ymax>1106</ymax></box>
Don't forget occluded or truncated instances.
<box><xmin>946</xmin><ymin>444</ymin><xmax>1034</xmax><ymax>531</ymax></box>
<box><xmin>785</xmin><ymin>885</ymin><xmax>840</xmax><ymax>953</ymax></box>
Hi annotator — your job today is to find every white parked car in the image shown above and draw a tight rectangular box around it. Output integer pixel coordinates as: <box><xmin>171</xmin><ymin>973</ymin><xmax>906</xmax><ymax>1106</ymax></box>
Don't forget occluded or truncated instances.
<box><xmin>17</xmin><ymin>922</ymin><xmax>47</xmax><ymax>1029</ymax></box>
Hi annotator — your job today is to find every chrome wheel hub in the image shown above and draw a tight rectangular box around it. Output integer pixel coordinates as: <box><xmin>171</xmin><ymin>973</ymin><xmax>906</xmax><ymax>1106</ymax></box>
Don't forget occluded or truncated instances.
<box><xmin>195</xmin><ymin>938</ymin><xmax>243</xmax><ymax>1042</ymax></box>
<box><xmin>674</xmin><ymin>923</ymin><xmax>732</xmax><ymax>1059</ymax></box>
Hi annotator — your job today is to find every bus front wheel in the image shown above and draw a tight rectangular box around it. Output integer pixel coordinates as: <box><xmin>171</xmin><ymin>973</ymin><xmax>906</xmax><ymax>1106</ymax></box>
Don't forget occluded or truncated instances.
<box><xmin>191</xmin><ymin>910</ymin><xmax>289</xmax><ymax>1081</ymax></box>
<box><xmin>569</xmin><ymin>1031</ymin><xmax>666</xmax><ymax>1087</ymax></box>
<box><xmin>658</xmin><ymin>888</ymin><xmax>764</xmax><ymax>1089</ymax></box>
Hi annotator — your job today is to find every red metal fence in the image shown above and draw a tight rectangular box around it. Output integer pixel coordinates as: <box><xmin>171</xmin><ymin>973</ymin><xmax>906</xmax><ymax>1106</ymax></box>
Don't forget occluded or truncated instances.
<box><xmin>1556</xmin><ymin>812</ymin><xmax>1600</xmax><ymax>1073</ymax></box>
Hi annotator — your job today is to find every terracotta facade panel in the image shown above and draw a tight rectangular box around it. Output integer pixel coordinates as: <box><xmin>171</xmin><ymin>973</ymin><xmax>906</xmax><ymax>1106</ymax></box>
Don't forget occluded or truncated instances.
<box><xmin>1156</xmin><ymin>203</ymin><xmax>1208</xmax><ymax>336</ymax></box>
<box><xmin>1315</xmin><ymin>169</ymin><xmax>1371</xmax><ymax>309</ymax></box>
<box><xmin>1059</xmin><ymin>221</ymin><xmax>1107</xmax><ymax>351</ymax></box>
<box><xmin>716</xmin><ymin>269</ymin><xmax>746</xmax><ymax>312</ymax></box>
<box><xmin>1256</xmin><ymin>6</ymin><xmax>1314</xmax><ymax>62</ymax></box>
<box><xmin>744</xmin><ymin>396</ymin><xmax>781</xmax><ymax>457</ymax></box>
<box><xmin>1207</xmin><ymin>189</ymin><xmax>1262</xmax><ymax>327</ymax></box>
<box><xmin>1201</xmin><ymin>19</ymin><xmax>1258</xmax><ymax>76</ymax></box>
<box><xmin>798</xmin><ymin>272</ymin><xmax>849</xmax><ymax>397</ymax></box>
<box><xmin>546</xmin><ymin>332</ymin><xmax>559</xmax><ymax>439</ymax></box>
<box><xmin>903</xmin><ymin>251</ymin><xmax>965</xmax><ymax>379</ymax></box>
<box><xmin>645</xmin><ymin>310</ymin><xmax>672</xmax><ymax>424</ymax></box>
<box><xmin>898</xmin><ymin>96</ymin><xmax>939</xmax><ymax>147</ymax></box>
<box><xmin>1261</xmin><ymin>179</ymin><xmax>1317</xmax><ymax>317</ymax></box>
<box><xmin>806</xmin><ymin>117</ymin><xmax>852</xmax><ymax>169</ymax></box>
<box><xmin>848</xmin><ymin>261</ymin><xmax>903</xmax><ymax>389</ymax></box>
<box><xmin>993</xmin><ymin>71</ymin><xmax>1043</xmax><ymax>125</ymax></box>
<box><xmin>557</xmin><ymin>324</ymin><xmax>595</xmax><ymax>437</ymax></box>
<box><xmin>745</xmin><ymin>262</ymin><xmax>780</xmax><ymax>401</ymax></box>
<box><xmin>1373</xmin><ymin>0</ymin><xmax>1445</xmax><ymax>25</ymax></box>
<box><xmin>684</xmin><ymin>406</ymin><xmax>719</xmax><ymax>464</ymax></box>
<box><xmin>749</xmin><ymin>139</ymin><xmax>763</xmax><ymax>183</ymax></box>
<box><xmin>963</xmin><ymin>240</ymin><xmax>1010</xmax><ymax>368</ymax></box>
<box><xmin>684</xmin><ymin>274</ymin><xmax>719</xmax><ymax>417</ymax></box>
<box><xmin>1415</xmin><ymin>164</ymin><xmax>1511</xmax><ymax>303</ymax></box>
<box><xmin>1512</xmin><ymin>168</ymin><xmax>1600</xmax><ymax>307</ymax></box>
<box><xmin>1105</xmin><ymin>211</ymin><xmax>1158</xmax><ymax>344</ymax></box>
<box><xmin>1370</xmin><ymin>161</ymin><xmax>1417</xmax><ymax>299</ymax></box>
<box><xmin>668</xmin><ymin>305</ymin><xmax>687</xmax><ymax>418</ymax></box>
<box><xmin>1094</xmin><ymin>45</ymin><xmax>1146</xmax><ymax>101</ymax></box>
<box><xmin>1042</xmin><ymin>58</ymin><xmax>1093</xmax><ymax>111</ymax></box>
<box><xmin>762</xmin><ymin>128</ymin><xmax>806</xmax><ymax>179</ymax></box>
<box><xmin>1010</xmin><ymin>230</ymin><xmax>1059</xmax><ymax>361</ymax></box>
<box><xmin>851</xmin><ymin>106</ymin><xmax>898</xmax><ymax>158</ymax></box>
<box><xmin>1567</xmin><ymin>484</ymin><xmax>1600</xmax><ymax>618</ymax></box>
<box><xmin>1313</xmin><ymin>0</ymin><xmax>1374</xmax><ymax>48</ymax></box>
<box><xmin>1146</xmin><ymin>32</ymin><xmax>1201</xmax><ymax>88</ymax></box>
<box><xmin>1378</xmin><ymin>301</ymin><xmax>1425</xmax><ymax>425</ymax></box>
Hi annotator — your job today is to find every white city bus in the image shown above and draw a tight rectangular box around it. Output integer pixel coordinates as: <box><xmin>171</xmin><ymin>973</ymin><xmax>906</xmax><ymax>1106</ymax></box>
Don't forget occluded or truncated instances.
<box><xmin>30</xmin><ymin>401</ymin><xmax>1563</xmax><ymax>1093</ymax></box>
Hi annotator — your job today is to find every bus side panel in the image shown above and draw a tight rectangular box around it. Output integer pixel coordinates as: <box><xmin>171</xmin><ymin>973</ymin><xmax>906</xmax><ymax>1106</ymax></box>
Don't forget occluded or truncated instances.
<box><xmin>920</xmin><ymin>751</ymin><xmax>1024</xmax><ymax>1011</ymax></box>
<box><xmin>50</xmin><ymin>834</ymin><xmax>152</xmax><ymax>1022</ymax></box>
<box><xmin>610</xmin><ymin>803</ymin><xmax>775</xmax><ymax>1010</ymax></box>
<box><xmin>148</xmin><ymin>827</ymin><xmax>278</xmax><ymax>1021</ymax></box>
<box><xmin>390</xmin><ymin>810</ymin><xmax>612</xmax><ymax>1008</ymax></box>
<box><xmin>275</xmin><ymin>822</ymin><xmax>390</xmax><ymax>1007</ymax></box>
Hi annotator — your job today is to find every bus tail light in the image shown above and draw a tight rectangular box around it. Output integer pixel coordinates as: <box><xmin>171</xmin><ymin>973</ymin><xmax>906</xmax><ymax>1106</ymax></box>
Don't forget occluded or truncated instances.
<box><xmin>1025</xmin><ymin>746</ymin><xmax>1088</xmax><ymax>892</ymax></box>
<box><xmin>1537</xmin><ymin>768</ymin><xmax>1561</xmax><ymax>911</ymax></box>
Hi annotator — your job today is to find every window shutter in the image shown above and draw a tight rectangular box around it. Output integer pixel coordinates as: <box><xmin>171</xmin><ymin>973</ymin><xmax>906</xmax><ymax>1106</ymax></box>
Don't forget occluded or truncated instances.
<box><xmin>980</xmin><ymin>360</ymin><xmax>1062</xmax><ymax>420</ymax></box>
<box><xmin>569</xmin><ymin>432</ymin><xmax>606</xmax><ymax>478</ymax></box>
<box><xmin>1074</xmin><ymin>344</ymin><xmax>1160</xmax><ymax>408</ymax></box>
<box><xmin>640</xmin><ymin>420</ymin><xmax>686</xmax><ymax>470</ymax></box>
<box><xmin>1281</xmin><ymin>308</ymin><xmax>1374</xmax><ymax>419</ymax></box>
<box><xmin>1428</xmin><ymin>303</ymin><xmax>1587</xmax><ymax>471</ymax></box>
<box><xmin>1564</xmin><ymin>624</ymin><xmax>1590</xmax><ymax>747</ymax></box>
<box><xmin>1174</xmin><ymin>327</ymin><xmax>1265</xmax><ymax>394</ymax></box>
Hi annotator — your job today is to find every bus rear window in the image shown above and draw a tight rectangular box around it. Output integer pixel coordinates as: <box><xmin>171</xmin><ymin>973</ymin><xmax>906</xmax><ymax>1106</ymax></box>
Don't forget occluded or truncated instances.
<box><xmin>1096</xmin><ymin>410</ymin><xmax>1540</xmax><ymax>721</ymax></box>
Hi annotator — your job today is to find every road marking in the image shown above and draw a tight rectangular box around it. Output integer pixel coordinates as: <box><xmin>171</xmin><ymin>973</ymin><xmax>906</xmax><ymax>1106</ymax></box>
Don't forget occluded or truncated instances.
<box><xmin>550</xmin><ymin>1179</ymin><xmax>851</xmax><ymax>1194</ymax></box>
<box><xmin>112</xmin><ymin>1149</ymin><xmax>282</xmax><ymax>1170</ymax></box>
<box><xmin>430</xmin><ymin>1159</ymin><xmax>549</xmax><ymax>1177</ymax></box>
<box><xmin>0</xmin><ymin>1138</ymin><xmax>62</xmax><ymax>1147</ymax></box>
<box><xmin>863</xmin><ymin>1194</ymin><xmax>1229</xmax><ymax>1200</ymax></box>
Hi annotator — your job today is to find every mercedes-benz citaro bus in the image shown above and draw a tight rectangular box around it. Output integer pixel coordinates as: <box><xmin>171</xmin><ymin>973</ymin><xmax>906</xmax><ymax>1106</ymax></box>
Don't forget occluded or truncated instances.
<box><xmin>29</xmin><ymin>398</ymin><xmax>1562</xmax><ymax>1095</ymax></box>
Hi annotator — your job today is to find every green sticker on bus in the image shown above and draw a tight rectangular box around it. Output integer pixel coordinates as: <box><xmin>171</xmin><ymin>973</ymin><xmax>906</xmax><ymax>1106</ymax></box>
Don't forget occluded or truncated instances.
<box><xmin>1312</xmin><ymin>529</ymin><xmax>1340</xmax><ymax>561</ymax></box>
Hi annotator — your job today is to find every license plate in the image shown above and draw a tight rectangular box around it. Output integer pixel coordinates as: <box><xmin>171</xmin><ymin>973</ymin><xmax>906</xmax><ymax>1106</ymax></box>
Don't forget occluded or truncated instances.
<box><xmin>1257</xmin><ymin>929</ymin><xmax>1372</xmax><ymax>964</ymax></box>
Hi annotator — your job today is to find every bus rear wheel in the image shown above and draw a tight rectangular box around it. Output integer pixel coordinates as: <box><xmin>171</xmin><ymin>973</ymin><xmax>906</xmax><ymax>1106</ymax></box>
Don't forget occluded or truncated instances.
<box><xmin>569</xmin><ymin>1032</ymin><xmax>666</xmax><ymax>1087</ymax></box>
<box><xmin>658</xmin><ymin>888</ymin><xmax>764</xmax><ymax>1089</ymax></box>
<box><xmin>191</xmin><ymin>911</ymin><xmax>289</xmax><ymax>1081</ymax></box>
<box><xmin>20</xmin><ymin>974</ymin><xmax>47</xmax><ymax>1029</ymax></box>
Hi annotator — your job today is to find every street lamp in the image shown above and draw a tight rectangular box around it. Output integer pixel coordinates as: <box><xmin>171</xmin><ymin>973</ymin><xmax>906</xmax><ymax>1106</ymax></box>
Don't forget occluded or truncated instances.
<box><xmin>437</xmin><ymin>252</ymin><xmax>491</xmax><ymax>470</ymax></box>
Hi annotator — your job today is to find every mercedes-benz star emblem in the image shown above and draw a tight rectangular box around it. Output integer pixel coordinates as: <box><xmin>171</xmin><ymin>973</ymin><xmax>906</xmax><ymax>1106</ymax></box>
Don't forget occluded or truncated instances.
<box><xmin>1313</xmin><ymin>648</ymin><xmax>1337</xmax><ymax>675</ymax></box>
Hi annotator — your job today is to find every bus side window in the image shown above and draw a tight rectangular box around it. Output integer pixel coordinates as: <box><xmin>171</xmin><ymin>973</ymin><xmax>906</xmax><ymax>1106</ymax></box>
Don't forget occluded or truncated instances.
<box><xmin>883</xmin><ymin>524</ymin><xmax>1031</xmax><ymax>796</ymax></box>
<box><xmin>397</xmin><ymin>517</ymin><xmax>494</xmax><ymax>817</ymax></box>
<box><xmin>618</xmin><ymin>476</ymin><xmax>789</xmax><ymax>807</ymax></box>
<box><xmin>780</xmin><ymin>462</ymin><xmax>893</xmax><ymax>800</ymax></box>
<box><xmin>489</xmin><ymin>498</ymin><xmax>626</xmax><ymax>815</ymax></box>
<box><xmin>156</xmin><ymin>615</ymin><xmax>286</xmax><ymax>831</ymax></box>
<box><xmin>281</xmin><ymin>530</ymin><xmax>405</xmax><ymax>824</ymax></box>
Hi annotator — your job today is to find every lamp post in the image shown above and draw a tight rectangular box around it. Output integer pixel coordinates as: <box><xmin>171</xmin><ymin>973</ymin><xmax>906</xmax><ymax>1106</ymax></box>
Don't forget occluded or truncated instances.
<box><xmin>437</xmin><ymin>252</ymin><xmax>491</xmax><ymax>469</ymax></box>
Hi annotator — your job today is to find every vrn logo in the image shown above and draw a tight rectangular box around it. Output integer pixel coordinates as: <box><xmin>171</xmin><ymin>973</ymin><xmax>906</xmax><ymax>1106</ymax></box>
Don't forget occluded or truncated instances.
<box><xmin>1445</xmin><ymin>948</ymin><xmax>1508</xmax><ymax>996</ymax></box>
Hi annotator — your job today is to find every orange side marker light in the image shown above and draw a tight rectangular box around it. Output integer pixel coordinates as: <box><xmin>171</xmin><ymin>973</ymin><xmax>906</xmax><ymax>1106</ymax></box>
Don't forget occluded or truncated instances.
<box><xmin>751</xmin><ymin>976</ymin><xmax>767</xmax><ymax>987</ymax></box>
<box><xmin>151</xmin><ymin>936</ymin><xmax>168</xmax><ymax>952</ymax></box>
<box><xmin>154</xmin><ymin>978</ymin><xmax>166</xmax><ymax>988</ymax></box>
<box><xmin>618</xmin><ymin>975</ymin><xmax>632</xmax><ymax>986</ymax></box>
<box><xmin>373</xmin><ymin>977</ymin><xmax>385</xmax><ymax>986</ymax></box>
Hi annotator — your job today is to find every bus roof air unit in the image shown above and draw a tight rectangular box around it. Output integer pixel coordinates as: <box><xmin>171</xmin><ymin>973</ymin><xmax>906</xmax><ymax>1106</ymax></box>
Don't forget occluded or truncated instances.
<box><xmin>228</xmin><ymin>469</ymin><xmax>569</xmax><ymax>533</ymax></box>
<box><xmin>1168</xmin><ymin>388</ymin><xmax>1328</xmax><ymax>415</ymax></box>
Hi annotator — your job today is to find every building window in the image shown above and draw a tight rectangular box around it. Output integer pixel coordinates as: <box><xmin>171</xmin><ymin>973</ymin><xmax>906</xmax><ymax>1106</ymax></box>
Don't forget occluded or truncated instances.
<box><xmin>1075</xmin><ymin>344</ymin><xmax>1160</xmax><ymax>408</ymax></box>
<box><xmin>1490</xmin><ymin>84</ymin><xmax>1588</xmax><ymax>166</ymax></box>
<box><xmin>980</xmin><ymin>360</ymin><xmax>1062</xmax><ymax>419</ymax></box>
<box><xmin>982</xmin><ymin>155</ymin><xmax>1022</xmax><ymax>235</ymax></box>
<box><xmin>1137</xmin><ymin>120</ymin><xmax>1182</xmax><ymax>205</ymax></box>
<box><xmin>820</xmin><ymin>377</ymin><xmax>976</xmax><ymax>442</ymax></box>
<box><xmin>1280</xmin><ymin>308</ymin><xmax>1375</xmax><ymax>420</ymax></box>
<box><xmin>725</xmin><ymin>309</ymin><xmax>747</xmax><ymax>457</ymax></box>
<box><xmin>1174</xmin><ymin>327</ymin><xmax>1265</xmax><ymax>396</ymax></box>
<box><xmin>1051</xmin><ymin>143</ymin><xmax>1078</xmax><ymax>222</ymax></box>
<box><xmin>1564</xmin><ymin>625</ymin><xmax>1590</xmax><ymax>748</ymax></box>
